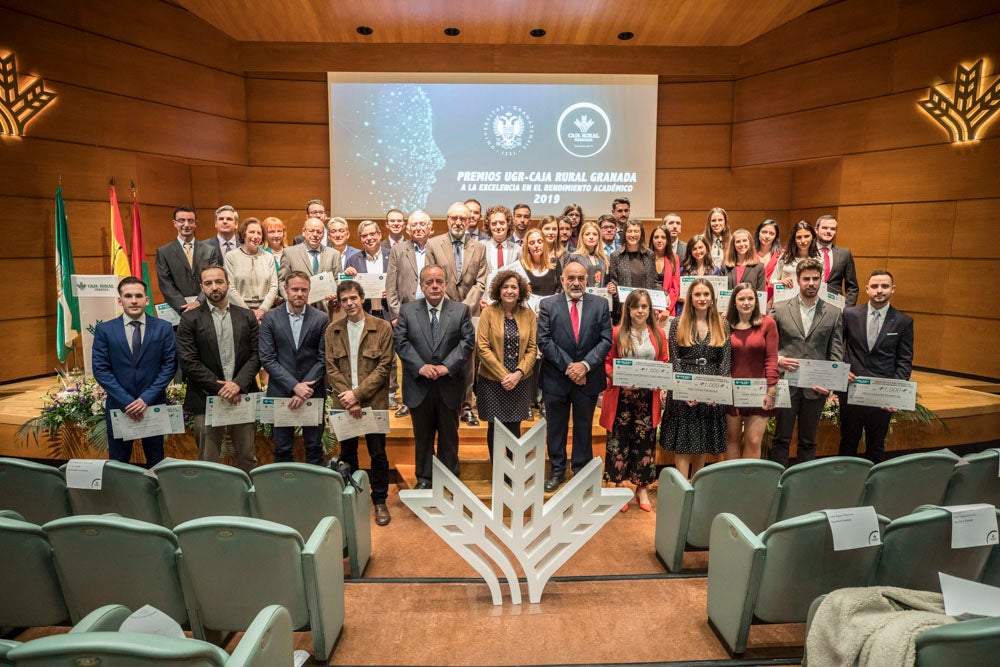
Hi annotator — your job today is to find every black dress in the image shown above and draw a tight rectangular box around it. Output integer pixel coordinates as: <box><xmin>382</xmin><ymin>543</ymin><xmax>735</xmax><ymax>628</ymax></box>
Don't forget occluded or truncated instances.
<box><xmin>476</xmin><ymin>317</ymin><xmax>530</xmax><ymax>422</ymax></box>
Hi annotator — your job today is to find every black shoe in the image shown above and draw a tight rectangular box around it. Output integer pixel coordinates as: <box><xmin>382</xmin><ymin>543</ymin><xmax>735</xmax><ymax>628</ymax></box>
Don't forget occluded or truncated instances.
<box><xmin>462</xmin><ymin>408</ymin><xmax>480</xmax><ymax>426</ymax></box>
<box><xmin>538</xmin><ymin>404</ymin><xmax>547</xmax><ymax>419</ymax></box>
<box><xmin>395</xmin><ymin>405</ymin><xmax>410</xmax><ymax>417</ymax></box>
<box><xmin>415</xmin><ymin>480</ymin><xmax>432</xmax><ymax>490</ymax></box>
<box><xmin>544</xmin><ymin>475</ymin><xmax>564</xmax><ymax>493</ymax></box>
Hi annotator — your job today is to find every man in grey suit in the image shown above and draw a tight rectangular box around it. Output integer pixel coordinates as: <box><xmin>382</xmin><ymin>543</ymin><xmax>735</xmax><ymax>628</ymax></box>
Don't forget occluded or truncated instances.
<box><xmin>771</xmin><ymin>258</ymin><xmax>845</xmax><ymax>467</ymax></box>
<box><xmin>279</xmin><ymin>218</ymin><xmax>341</xmax><ymax>315</ymax></box>
<box><xmin>426</xmin><ymin>202</ymin><xmax>488</xmax><ymax>425</ymax></box>
<box><xmin>203</xmin><ymin>205</ymin><xmax>241</xmax><ymax>259</ymax></box>
<box><xmin>393</xmin><ymin>264</ymin><xmax>475</xmax><ymax>489</ymax></box>
<box><xmin>815</xmin><ymin>214</ymin><xmax>859</xmax><ymax>306</ymax></box>
<box><xmin>155</xmin><ymin>206</ymin><xmax>223</xmax><ymax>316</ymax></box>
<box><xmin>663</xmin><ymin>212</ymin><xmax>686</xmax><ymax>261</ymax></box>
<box><xmin>259</xmin><ymin>270</ymin><xmax>329</xmax><ymax>466</ymax></box>
<box><xmin>537</xmin><ymin>261</ymin><xmax>613</xmax><ymax>492</ymax></box>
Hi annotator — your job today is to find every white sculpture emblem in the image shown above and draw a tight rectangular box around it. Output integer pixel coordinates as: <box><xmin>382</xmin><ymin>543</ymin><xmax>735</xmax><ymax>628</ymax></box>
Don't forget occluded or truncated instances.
<box><xmin>483</xmin><ymin>105</ymin><xmax>534</xmax><ymax>156</ymax></box>
<box><xmin>400</xmin><ymin>421</ymin><xmax>633</xmax><ymax>604</ymax></box>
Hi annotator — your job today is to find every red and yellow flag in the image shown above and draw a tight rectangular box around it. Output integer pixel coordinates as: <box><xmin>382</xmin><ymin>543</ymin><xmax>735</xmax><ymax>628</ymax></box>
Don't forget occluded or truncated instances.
<box><xmin>109</xmin><ymin>180</ymin><xmax>130</xmax><ymax>280</ymax></box>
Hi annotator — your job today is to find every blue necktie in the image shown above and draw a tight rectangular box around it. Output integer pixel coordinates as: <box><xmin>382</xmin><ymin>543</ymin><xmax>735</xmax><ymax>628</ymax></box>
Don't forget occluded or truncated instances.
<box><xmin>129</xmin><ymin>320</ymin><xmax>141</xmax><ymax>360</ymax></box>
<box><xmin>430</xmin><ymin>307</ymin><xmax>439</xmax><ymax>345</ymax></box>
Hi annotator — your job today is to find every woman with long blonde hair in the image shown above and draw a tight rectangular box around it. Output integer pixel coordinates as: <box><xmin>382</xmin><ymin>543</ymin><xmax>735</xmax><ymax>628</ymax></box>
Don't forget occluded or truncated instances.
<box><xmin>562</xmin><ymin>220</ymin><xmax>608</xmax><ymax>286</ymax></box>
<box><xmin>704</xmin><ymin>207</ymin><xmax>732</xmax><ymax>267</ymax></box>
<box><xmin>659</xmin><ymin>278</ymin><xmax>731</xmax><ymax>479</ymax></box>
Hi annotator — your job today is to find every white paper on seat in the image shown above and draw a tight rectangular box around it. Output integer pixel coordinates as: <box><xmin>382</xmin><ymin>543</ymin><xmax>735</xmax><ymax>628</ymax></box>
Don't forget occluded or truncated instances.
<box><xmin>293</xmin><ymin>650</ymin><xmax>311</xmax><ymax>667</ymax></box>
<box><xmin>943</xmin><ymin>504</ymin><xmax>999</xmax><ymax>549</ymax></box>
<box><xmin>821</xmin><ymin>506</ymin><xmax>881</xmax><ymax>551</ymax></box>
<box><xmin>941</xmin><ymin>448</ymin><xmax>969</xmax><ymax>466</ymax></box>
<box><xmin>119</xmin><ymin>604</ymin><xmax>185</xmax><ymax>639</ymax></box>
<box><xmin>65</xmin><ymin>459</ymin><xmax>107</xmax><ymax>490</ymax></box>
<box><xmin>940</xmin><ymin>572</ymin><xmax>1000</xmax><ymax>617</ymax></box>
<box><xmin>143</xmin><ymin>456</ymin><xmax>185</xmax><ymax>479</ymax></box>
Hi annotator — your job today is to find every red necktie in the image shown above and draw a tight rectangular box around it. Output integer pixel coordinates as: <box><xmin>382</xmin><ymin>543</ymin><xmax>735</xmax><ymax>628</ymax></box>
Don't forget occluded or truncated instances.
<box><xmin>497</xmin><ymin>243</ymin><xmax>504</xmax><ymax>268</ymax></box>
<box><xmin>570</xmin><ymin>299</ymin><xmax>580</xmax><ymax>342</ymax></box>
<box><xmin>822</xmin><ymin>247</ymin><xmax>831</xmax><ymax>282</ymax></box>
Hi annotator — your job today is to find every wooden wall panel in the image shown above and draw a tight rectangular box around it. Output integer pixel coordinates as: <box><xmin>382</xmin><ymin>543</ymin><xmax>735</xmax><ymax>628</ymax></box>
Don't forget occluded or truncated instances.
<box><xmin>135</xmin><ymin>157</ymin><xmax>194</xmax><ymax>208</ymax></box>
<box><xmin>0</xmin><ymin>317</ymin><xmax>56</xmax><ymax>382</ymax></box>
<box><xmin>840</xmin><ymin>140</ymin><xmax>1000</xmax><ymax>205</ymax></box>
<box><xmin>657</xmin><ymin>81</ymin><xmax>734</xmax><ymax>125</ymax></box>
<box><xmin>909</xmin><ymin>313</ymin><xmax>943</xmax><ymax>370</ymax></box>
<box><xmin>938</xmin><ymin>316</ymin><xmax>1000</xmax><ymax>378</ymax></box>
<box><xmin>953</xmin><ymin>199</ymin><xmax>1000</xmax><ymax>259</ymax></box>
<box><xmin>0</xmin><ymin>7</ymin><xmax>245</xmax><ymax>120</ymax></box>
<box><xmin>885</xmin><ymin>258</ymin><xmax>949</xmax><ymax>315</ymax></box>
<box><xmin>945</xmin><ymin>260</ymin><xmax>1000</xmax><ymax>319</ymax></box>
<box><xmin>656</xmin><ymin>167</ymin><xmax>791</xmax><ymax>212</ymax></box>
<box><xmin>246</xmin><ymin>78</ymin><xmax>328</xmax><ymax>123</ymax></box>
<box><xmin>655</xmin><ymin>125</ymin><xmax>731</xmax><ymax>168</ymax></box>
<box><xmin>888</xmin><ymin>202</ymin><xmax>957</xmax><ymax>258</ymax></box>
<box><xmin>194</xmin><ymin>167</ymin><xmax>330</xmax><ymax>210</ymax></box>
<box><xmin>0</xmin><ymin>256</ymin><xmax>103</xmax><ymax>322</ymax></box>
<box><xmin>0</xmin><ymin>139</ymin><xmax>138</xmax><ymax>201</ymax></box>
<box><xmin>247</xmin><ymin>123</ymin><xmax>329</xmax><ymax>168</ymax></box>
<box><xmin>734</xmin><ymin>43</ymin><xmax>895</xmax><ymax>122</ymax></box>
<box><xmin>1</xmin><ymin>0</ymin><xmax>243</xmax><ymax>73</ymax></box>
<box><xmin>790</xmin><ymin>161</ymin><xmax>843</xmax><ymax>210</ymax></box>
<box><xmin>891</xmin><ymin>12</ymin><xmax>1000</xmax><ymax>92</ymax></box>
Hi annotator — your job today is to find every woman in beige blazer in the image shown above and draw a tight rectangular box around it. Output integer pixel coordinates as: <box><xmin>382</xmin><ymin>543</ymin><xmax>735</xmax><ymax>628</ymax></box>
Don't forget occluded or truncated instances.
<box><xmin>475</xmin><ymin>269</ymin><xmax>537</xmax><ymax>461</ymax></box>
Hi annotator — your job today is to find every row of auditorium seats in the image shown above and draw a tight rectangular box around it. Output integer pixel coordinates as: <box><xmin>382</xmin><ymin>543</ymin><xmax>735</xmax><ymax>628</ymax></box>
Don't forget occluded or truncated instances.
<box><xmin>0</xmin><ymin>511</ymin><xmax>344</xmax><ymax>661</ymax></box>
<box><xmin>655</xmin><ymin>449</ymin><xmax>999</xmax><ymax>572</ymax></box>
<box><xmin>0</xmin><ymin>604</ymin><xmax>294</xmax><ymax>666</ymax></box>
<box><xmin>706</xmin><ymin>505</ymin><xmax>1000</xmax><ymax>654</ymax></box>
<box><xmin>0</xmin><ymin>457</ymin><xmax>372</xmax><ymax>578</ymax></box>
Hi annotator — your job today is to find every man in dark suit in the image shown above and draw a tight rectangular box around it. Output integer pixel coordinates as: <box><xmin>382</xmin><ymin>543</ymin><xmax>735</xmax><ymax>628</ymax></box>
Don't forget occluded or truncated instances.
<box><xmin>393</xmin><ymin>264</ymin><xmax>475</xmax><ymax>489</ymax></box>
<box><xmin>203</xmin><ymin>205</ymin><xmax>241</xmax><ymax>259</ymax></box>
<box><xmin>154</xmin><ymin>206</ymin><xmax>223</xmax><ymax>316</ymax></box>
<box><xmin>815</xmin><ymin>214</ymin><xmax>859</xmax><ymax>306</ymax></box>
<box><xmin>771</xmin><ymin>258</ymin><xmax>845</xmax><ymax>466</ymax></box>
<box><xmin>838</xmin><ymin>270</ymin><xmax>914</xmax><ymax>463</ymax></box>
<box><xmin>381</xmin><ymin>208</ymin><xmax>407</xmax><ymax>250</ymax></box>
<box><xmin>259</xmin><ymin>270</ymin><xmax>329</xmax><ymax>466</ymax></box>
<box><xmin>176</xmin><ymin>265</ymin><xmax>260</xmax><ymax>473</ymax></box>
<box><xmin>91</xmin><ymin>277</ymin><xmax>177</xmax><ymax>466</ymax></box>
<box><xmin>537</xmin><ymin>260</ymin><xmax>613</xmax><ymax>492</ymax></box>
<box><xmin>663</xmin><ymin>212</ymin><xmax>687</xmax><ymax>261</ymax></box>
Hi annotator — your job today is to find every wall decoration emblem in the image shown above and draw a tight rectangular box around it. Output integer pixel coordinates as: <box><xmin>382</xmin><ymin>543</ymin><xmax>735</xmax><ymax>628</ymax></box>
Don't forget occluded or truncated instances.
<box><xmin>918</xmin><ymin>59</ymin><xmax>999</xmax><ymax>143</ymax></box>
<box><xmin>0</xmin><ymin>52</ymin><xmax>56</xmax><ymax>137</ymax></box>
<box><xmin>399</xmin><ymin>420</ymin><xmax>633</xmax><ymax>605</ymax></box>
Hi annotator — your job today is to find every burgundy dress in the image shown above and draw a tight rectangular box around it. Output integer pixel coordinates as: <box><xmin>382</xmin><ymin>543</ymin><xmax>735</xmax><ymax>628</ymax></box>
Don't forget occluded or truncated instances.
<box><xmin>727</xmin><ymin>316</ymin><xmax>779</xmax><ymax>417</ymax></box>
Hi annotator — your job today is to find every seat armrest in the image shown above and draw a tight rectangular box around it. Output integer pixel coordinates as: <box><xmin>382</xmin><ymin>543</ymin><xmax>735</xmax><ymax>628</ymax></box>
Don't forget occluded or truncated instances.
<box><xmin>227</xmin><ymin>604</ymin><xmax>295</xmax><ymax>667</ymax></box>
<box><xmin>654</xmin><ymin>467</ymin><xmax>695</xmax><ymax>573</ymax></box>
<box><xmin>342</xmin><ymin>470</ymin><xmax>372</xmax><ymax>578</ymax></box>
<box><xmin>70</xmin><ymin>604</ymin><xmax>134</xmax><ymax>633</ymax></box>
<box><xmin>707</xmin><ymin>512</ymin><xmax>766</xmax><ymax>654</ymax></box>
<box><xmin>301</xmin><ymin>516</ymin><xmax>345</xmax><ymax>661</ymax></box>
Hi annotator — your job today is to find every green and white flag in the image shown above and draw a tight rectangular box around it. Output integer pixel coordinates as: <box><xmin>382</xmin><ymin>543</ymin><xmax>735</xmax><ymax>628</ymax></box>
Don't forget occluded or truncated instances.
<box><xmin>55</xmin><ymin>185</ymin><xmax>81</xmax><ymax>362</ymax></box>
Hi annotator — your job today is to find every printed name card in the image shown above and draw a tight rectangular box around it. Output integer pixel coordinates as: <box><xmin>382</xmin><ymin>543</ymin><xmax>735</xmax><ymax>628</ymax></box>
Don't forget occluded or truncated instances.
<box><xmin>821</xmin><ymin>506</ymin><xmax>881</xmax><ymax>551</ymax></box>
<box><xmin>943</xmin><ymin>504</ymin><xmax>999</xmax><ymax>549</ymax></box>
<box><xmin>65</xmin><ymin>459</ymin><xmax>107</xmax><ymax>490</ymax></box>
<box><xmin>939</xmin><ymin>572</ymin><xmax>1000</xmax><ymax>617</ymax></box>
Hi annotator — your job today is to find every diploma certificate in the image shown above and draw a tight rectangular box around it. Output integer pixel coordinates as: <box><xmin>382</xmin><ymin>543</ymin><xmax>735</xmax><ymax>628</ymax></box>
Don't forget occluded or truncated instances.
<box><xmin>207</xmin><ymin>395</ymin><xmax>256</xmax><ymax>426</ymax></box>
<box><xmin>110</xmin><ymin>405</ymin><xmax>172</xmax><ymax>440</ymax></box>
<box><xmin>730</xmin><ymin>378</ymin><xmax>770</xmax><ymax>408</ymax></box>
<box><xmin>585</xmin><ymin>287</ymin><xmax>612</xmax><ymax>309</ymax></box>
<box><xmin>784</xmin><ymin>359</ymin><xmax>850</xmax><ymax>392</ymax></box>
<box><xmin>680</xmin><ymin>275</ymin><xmax>728</xmax><ymax>300</ymax></box>
<box><xmin>155</xmin><ymin>303</ymin><xmax>180</xmax><ymax>326</ymax></box>
<box><xmin>612</xmin><ymin>359</ymin><xmax>673</xmax><ymax>390</ymax></box>
<box><xmin>618</xmin><ymin>286</ymin><xmax>668</xmax><ymax>310</ymax></box>
<box><xmin>847</xmin><ymin>377</ymin><xmax>917</xmax><ymax>411</ymax></box>
<box><xmin>272</xmin><ymin>398</ymin><xmax>324</xmax><ymax>427</ymax></box>
<box><xmin>821</xmin><ymin>289</ymin><xmax>846</xmax><ymax>310</ymax></box>
<box><xmin>672</xmin><ymin>372</ymin><xmax>733</xmax><ymax>405</ymax></box>
<box><xmin>308</xmin><ymin>272</ymin><xmax>337</xmax><ymax>304</ymax></box>
<box><xmin>772</xmin><ymin>283</ymin><xmax>799</xmax><ymax>304</ymax></box>
<box><xmin>328</xmin><ymin>408</ymin><xmax>380</xmax><ymax>440</ymax></box>
<box><xmin>339</xmin><ymin>272</ymin><xmax>386</xmax><ymax>299</ymax></box>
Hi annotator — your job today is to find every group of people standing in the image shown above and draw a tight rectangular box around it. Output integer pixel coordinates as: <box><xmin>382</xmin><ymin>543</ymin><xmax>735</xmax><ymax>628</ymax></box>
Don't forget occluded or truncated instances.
<box><xmin>90</xmin><ymin>196</ymin><xmax>913</xmax><ymax>526</ymax></box>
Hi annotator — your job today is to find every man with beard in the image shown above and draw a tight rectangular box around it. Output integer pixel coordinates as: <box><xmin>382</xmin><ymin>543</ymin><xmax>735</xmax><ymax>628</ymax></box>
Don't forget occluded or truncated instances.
<box><xmin>770</xmin><ymin>258</ymin><xmax>844</xmax><ymax>467</ymax></box>
<box><xmin>177</xmin><ymin>265</ymin><xmax>260</xmax><ymax>473</ymax></box>
<box><xmin>509</xmin><ymin>203</ymin><xmax>531</xmax><ymax>247</ymax></box>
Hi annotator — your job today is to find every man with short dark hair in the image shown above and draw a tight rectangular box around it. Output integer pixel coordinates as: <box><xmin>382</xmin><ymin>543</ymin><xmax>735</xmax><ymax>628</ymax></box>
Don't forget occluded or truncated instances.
<box><xmin>382</xmin><ymin>208</ymin><xmax>406</xmax><ymax>249</ymax></box>
<box><xmin>537</xmin><ymin>260</ymin><xmax>613</xmax><ymax>492</ymax></box>
<box><xmin>464</xmin><ymin>198</ymin><xmax>487</xmax><ymax>241</ymax></box>
<box><xmin>815</xmin><ymin>214</ymin><xmax>859</xmax><ymax>306</ymax></box>
<box><xmin>326</xmin><ymin>279</ymin><xmax>395</xmax><ymax>525</ymax></box>
<box><xmin>510</xmin><ymin>203</ymin><xmax>531</xmax><ymax>247</ymax></box>
<box><xmin>155</xmin><ymin>206</ymin><xmax>223</xmax><ymax>316</ymax></box>
<box><xmin>663</xmin><ymin>213</ymin><xmax>686</xmax><ymax>260</ymax></box>
<box><xmin>91</xmin><ymin>277</ymin><xmax>177</xmax><ymax>466</ymax></box>
<box><xmin>394</xmin><ymin>264</ymin><xmax>475</xmax><ymax>489</ymax></box>
<box><xmin>838</xmin><ymin>270</ymin><xmax>914</xmax><ymax>463</ymax></box>
<box><xmin>177</xmin><ymin>265</ymin><xmax>260</xmax><ymax>473</ymax></box>
<box><xmin>598</xmin><ymin>214</ymin><xmax>621</xmax><ymax>257</ymax></box>
<box><xmin>292</xmin><ymin>199</ymin><xmax>330</xmax><ymax>245</ymax></box>
<box><xmin>259</xmin><ymin>270</ymin><xmax>329</xmax><ymax>466</ymax></box>
<box><xmin>771</xmin><ymin>258</ymin><xmax>845</xmax><ymax>466</ymax></box>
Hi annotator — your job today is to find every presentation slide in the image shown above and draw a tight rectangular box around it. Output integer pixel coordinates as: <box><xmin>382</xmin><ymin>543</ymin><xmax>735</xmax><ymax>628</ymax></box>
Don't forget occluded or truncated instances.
<box><xmin>328</xmin><ymin>73</ymin><xmax>657</xmax><ymax>218</ymax></box>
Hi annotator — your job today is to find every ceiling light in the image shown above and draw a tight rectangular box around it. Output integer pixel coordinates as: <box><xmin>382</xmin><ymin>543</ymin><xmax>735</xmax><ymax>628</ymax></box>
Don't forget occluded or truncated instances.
<box><xmin>356</xmin><ymin>26</ymin><xmax>373</xmax><ymax>36</ymax></box>
<box><xmin>530</xmin><ymin>28</ymin><xmax>546</xmax><ymax>38</ymax></box>
<box><xmin>444</xmin><ymin>27</ymin><xmax>460</xmax><ymax>37</ymax></box>
<box><xmin>617</xmin><ymin>31</ymin><xmax>634</xmax><ymax>41</ymax></box>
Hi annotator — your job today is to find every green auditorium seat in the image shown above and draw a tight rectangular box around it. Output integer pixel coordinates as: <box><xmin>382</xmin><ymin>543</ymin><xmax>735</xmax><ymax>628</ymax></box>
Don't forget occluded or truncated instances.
<box><xmin>943</xmin><ymin>450</ymin><xmax>1000</xmax><ymax>507</ymax></box>
<box><xmin>156</xmin><ymin>460</ymin><xmax>253</xmax><ymax>528</ymax></box>
<box><xmin>0</xmin><ymin>458</ymin><xmax>71</xmax><ymax>525</ymax></box>
<box><xmin>775</xmin><ymin>456</ymin><xmax>872</xmax><ymax>521</ymax></box>
<box><xmin>0</xmin><ymin>516</ymin><xmax>68</xmax><ymax>631</ymax></box>
<box><xmin>61</xmin><ymin>460</ymin><xmax>163</xmax><ymax>525</ymax></box>
<box><xmin>861</xmin><ymin>451</ymin><xmax>960</xmax><ymax>520</ymax></box>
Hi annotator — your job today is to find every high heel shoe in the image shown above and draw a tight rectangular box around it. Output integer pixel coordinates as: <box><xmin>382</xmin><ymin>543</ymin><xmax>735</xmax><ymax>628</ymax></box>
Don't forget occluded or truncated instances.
<box><xmin>618</xmin><ymin>483</ymin><xmax>631</xmax><ymax>512</ymax></box>
<box><xmin>637</xmin><ymin>486</ymin><xmax>652</xmax><ymax>512</ymax></box>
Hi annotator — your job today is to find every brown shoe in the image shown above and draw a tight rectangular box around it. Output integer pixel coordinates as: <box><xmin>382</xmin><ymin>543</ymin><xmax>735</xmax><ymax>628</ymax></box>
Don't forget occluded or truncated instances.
<box><xmin>374</xmin><ymin>503</ymin><xmax>391</xmax><ymax>526</ymax></box>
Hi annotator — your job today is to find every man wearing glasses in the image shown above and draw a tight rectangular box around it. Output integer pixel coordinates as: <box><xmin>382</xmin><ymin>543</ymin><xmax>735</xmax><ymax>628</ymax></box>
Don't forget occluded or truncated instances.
<box><xmin>427</xmin><ymin>202</ymin><xmax>488</xmax><ymax>425</ymax></box>
<box><xmin>293</xmin><ymin>199</ymin><xmax>330</xmax><ymax>245</ymax></box>
<box><xmin>155</xmin><ymin>206</ymin><xmax>223</xmax><ymax>317</ymax></box>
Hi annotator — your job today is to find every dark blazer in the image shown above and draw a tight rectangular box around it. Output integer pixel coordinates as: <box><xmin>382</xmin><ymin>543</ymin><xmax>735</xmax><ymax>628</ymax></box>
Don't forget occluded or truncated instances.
<box><xmin>154</xmin><ymin>239</ymin><xmax>223</xmax><ymax>313</ymax></box>
<box><xmin>724</xmin><ymin>263</ymin><xmax>766</xmax><ymax>292</ymax></box>
<box><xmin>842</xmin><ymin>304</ymin><xmax>914</xmax><ymax>380</ymax></box>
<box><xmin>772</xmin><ymin>297</ymin><xmax>844</xmax><ymax>400</ymax></box>
<box><xmin>203</xmin><ymin>236</ymin><xmax>241</xmax><ymax>258</ymax></box>
<box><xmin>92</xmin><ymin>316</ymin><xmax>177</xmax><ymax>411</ymax></box>
<box><xmin>393</xmin><ymin>298</ymin><xmax>475</xmax><ymax>410</ymax></box>
<box><xmin>537</xmin><ymin>292</ymin><xmax>613</xmax><ymax>398</ymax></box>
<box><xmin>176</xmin><ymin>302</ymin><xmax>260</xmax><ymax>415</ymax></box>
<box><xmin>258</xmin><ymin>305</ymin><xmax>329</xmax><ymax>399</ymax></box>
<box><xmin>673</xmin><ymin>239</ymin><xmax>688</xmax><ymax>263</ymax></box>
<box><xmin>345</xmin><ymin>246</ymin><xmax>391</xmax><ymax>321</ymax></box>
<box><xmin>822</xmin><ymin>245</ymin><xmax>859</xmax><ymax>306</ymax></box>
